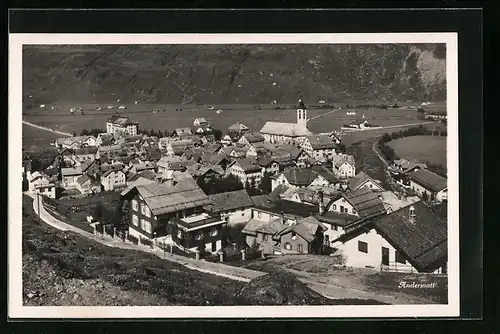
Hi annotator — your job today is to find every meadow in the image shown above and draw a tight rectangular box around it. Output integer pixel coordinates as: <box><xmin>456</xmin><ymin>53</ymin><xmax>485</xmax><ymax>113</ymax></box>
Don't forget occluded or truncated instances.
<box><xmin>23</xmin><ymin>103</ymin><xmax>436</xmax><ymax>147</ymax></box>
<box><xmin>22</xmin><ymin>123</ymin><xmax>65</xmax><ymax>151</ymax></box>
<box><xmin>387</xmin><ymin>135</ymin><xmax>447</xmax><ymax>166</ymax></box>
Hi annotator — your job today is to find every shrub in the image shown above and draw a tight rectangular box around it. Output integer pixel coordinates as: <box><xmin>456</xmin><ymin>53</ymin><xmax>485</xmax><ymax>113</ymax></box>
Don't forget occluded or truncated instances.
<box><xmin>127</xmin><ymin>234</ymin><xmax>139</xmax><ymax>245</ymax></box>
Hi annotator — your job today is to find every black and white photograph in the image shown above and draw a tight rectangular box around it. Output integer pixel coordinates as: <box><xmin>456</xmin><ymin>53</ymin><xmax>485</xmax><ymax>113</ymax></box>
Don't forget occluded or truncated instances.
<box><xmin>9</xmin><ymin>33</ymin><xmax>459</xmax><ymax>318</ymax></box>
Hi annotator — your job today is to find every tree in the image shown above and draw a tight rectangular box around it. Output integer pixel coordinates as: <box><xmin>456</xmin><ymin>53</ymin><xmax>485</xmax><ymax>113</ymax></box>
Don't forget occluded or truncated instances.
<box><xmin>92</xmin><ymin>202</ymin><xmax>104</xmax><ymax>222</ymax></box>
<box><xmin>212</xmin><ymin>128</ymin><xmax>223</xmax><ymax>141</ymax></box>
<box><xmin>113</xmin><ymin>198</ymin><xmax>129</xmax><ymax>231</ymax></box>
<box><xmin>80</xmin><ymin>129</ymin><xmax>90</xmax><ymax>136</ymax></box>
<box><xmin>258</xmin><ymin>172</ymin><xmax>272</xmax><ymax>194</ymax></box>
<box><xmin>73</xmin><ymin>131</ymin><xmax>77</xmax><ymax>137</ymax></box>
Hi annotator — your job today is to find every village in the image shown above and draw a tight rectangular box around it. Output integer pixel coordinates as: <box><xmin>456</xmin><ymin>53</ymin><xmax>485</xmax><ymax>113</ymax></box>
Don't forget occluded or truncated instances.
<box><xmin>22</xmin><ymin>97</ymin><xmax>449</xmax><ymax>283</ymax></box>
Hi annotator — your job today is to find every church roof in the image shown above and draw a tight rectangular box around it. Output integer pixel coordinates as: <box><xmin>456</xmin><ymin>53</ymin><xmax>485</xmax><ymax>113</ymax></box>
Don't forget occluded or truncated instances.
<box><xmin>259</xmin><ymin>121</ymin><xmax>312</xmax><ymax>137</ymax></box>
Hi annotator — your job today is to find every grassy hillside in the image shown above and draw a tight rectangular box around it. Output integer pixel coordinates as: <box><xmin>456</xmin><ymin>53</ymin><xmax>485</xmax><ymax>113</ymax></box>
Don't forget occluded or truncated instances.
<box><xmin>23</xmin><ymin>44</ymin><xmax>446</xmax><ymax>106</ymax></box>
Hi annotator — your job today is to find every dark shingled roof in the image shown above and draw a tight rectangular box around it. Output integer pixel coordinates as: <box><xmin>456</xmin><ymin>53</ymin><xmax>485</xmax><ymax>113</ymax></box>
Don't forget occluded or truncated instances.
<box><xmin>206</xmin><ymin>190</ymin><xmax>253</xmax><ymax>212</ymax></box>
<box><xmin>306</xmin><ymin>135</ymin><xmax>337</xmax><ymax>150</ymax></box>
<box><xmin>315</xmin><ymin>211</ymin><xmax>359</xmax><ymax>226</ymax></box>
<box><xmin>241</xmin><ymin>131</ymin><xmax>265</xmax><ymax>143</ymax></box>
<box><xmin>251</xmin><ymin>195</ymin><xmax>269</xmax><ymax>207</ymax></box>
<box><xmin>276</xmin><ymin>216</ymin><xmax>326</xmax><ymax>242</ymax></box>
<box><xmin>410</xmin><ymin>168</ymin><xmax>447</xmax><ymax>193</ymax></box>
<box><xmin>371</xmin><ymin>201</ymin><xmax>447</xmax><ymax>272</ymax></box>
<box><xmin>349</xmin><ymin>171</ymin><xmax>383</xmax><ymax>191</ymax></box>
<box><xmin>340</xmin><ymin>187</ymin><xmax>387</xmax><ymax>219</ymax></box>
<box><xmin>242</xmin><ymin>218</ymin><xmax>283</xmax><ymax>236</ymax></box>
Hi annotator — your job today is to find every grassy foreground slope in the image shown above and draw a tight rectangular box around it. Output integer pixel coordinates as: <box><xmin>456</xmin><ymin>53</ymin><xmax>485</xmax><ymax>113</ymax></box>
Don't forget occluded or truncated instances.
<box><xmin>23</xmin><ymin>44</ymin><xmax>446</xmax><ymax>106</ymax></box>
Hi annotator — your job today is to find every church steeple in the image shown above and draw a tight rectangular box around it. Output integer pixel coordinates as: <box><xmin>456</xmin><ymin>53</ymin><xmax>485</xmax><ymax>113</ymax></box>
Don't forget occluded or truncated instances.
<box><xmin>296</xmin><ymin>98</ymin><xmax>307</xmax><ymax>129</ymax></box>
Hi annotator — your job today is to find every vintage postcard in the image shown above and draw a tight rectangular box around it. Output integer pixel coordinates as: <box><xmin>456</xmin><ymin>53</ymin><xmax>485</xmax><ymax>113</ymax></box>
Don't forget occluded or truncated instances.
<box><xmin>9</xmin><ymin>33</ymin><xmax>459</xmax><ymax>318</ymax></box>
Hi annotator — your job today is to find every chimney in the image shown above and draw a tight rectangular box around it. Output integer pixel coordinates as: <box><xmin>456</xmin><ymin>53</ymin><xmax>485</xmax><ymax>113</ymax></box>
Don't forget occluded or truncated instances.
<box><xmin>318</xmin><ymin>189</ymin><xmax>325</xmax><ymax>214</ymax></box>
<box><xmin>409</xmin><ymin>205</ymin><xmax>417</xmax><ymax>224</ymax></box>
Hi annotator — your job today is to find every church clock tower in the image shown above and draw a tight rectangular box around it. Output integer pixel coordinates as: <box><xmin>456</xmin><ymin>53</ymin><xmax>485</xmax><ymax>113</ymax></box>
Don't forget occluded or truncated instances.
<box><xmin>296</xmin><ymin>99</ymin><xmax>307</xmax><ymax>129</ymax></box>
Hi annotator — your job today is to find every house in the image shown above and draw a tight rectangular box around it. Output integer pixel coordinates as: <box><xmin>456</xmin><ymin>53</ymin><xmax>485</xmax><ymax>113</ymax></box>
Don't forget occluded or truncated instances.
<box><xmin>409</xmin><ymin>168</ymin><xmax>447</xmax><ymax>202</ymax></box>
<box><xmin>171</xmin><ymin>127</ymin><xmax>193</xmax><ymax>138</ymax></box>
<box><xmin>228</xmin><ymin>122</ymin><xmax>250</xmax><ymax>134</ymax></box>
<box><xmin>332</xmin><ymin>201</ymin><xmax>447</xmax><ymax>273</ymax></box>
<box><xmin>54</xmin><ymin>138</ymin><xmax>82</xmax><ymax>150</ymax></box>
<box><xmin>195</xmin><ymin>165</ymin><xmax>225</xmax><ymax>183</ymax></box>
<box><xmin>71</xmin><ymin>147</ymin><xmax>97</xmax><ymax>166</ymax></box>
<box><xmin>205</xmin><ymin>189</ymin><xmax>254</xmax><ymax>226</ymax></box>
<box><xmin>260</xmin><ymin>99</ymin><xmax>313</xmax><ymax>144</ymax></box>
<box><xmin>274</xmin><ymin>216</ymin><xmax>326</xmax><ymax>254</ymax></box>
<box><xmin>257</xmin><ymin>157</ymin><xmax>280</xmax><ymax>176</ymax></box>
<box><xmin>238</xmin><ymin>132</ymin><xmax>265</xmax><ymax>145</ymax></box>
<box><xmin>331</xmin><ymin>154</ymin><xmax>356</xmax><ymax>179</ymax></box>
<box><xmin>378</xmin><ymin>190</ymin><xmax>420</xmax><ymax>214</ymax></box>
<box><xmin>389</xmin><ymin>159</ymin><xmax>427</xmax><ymax>188</ymax></box>
<box><xmin>226</xmin><ymin>158</ymin><xmax>262</xmax><ymax>186</ymax></box>
<box><xmin>271</xmin><ymin>167</ymin><xmax>339</xmax><ymax>191</ymax></box>
<box><xmin>301</xmin><ymin>135</ymin><xmax>338</xmax><ymax>162</ymax></box>
<box><xmin>193</xmin><ymin>118</ymin><xmax>208</xmax><ymax>127</ymax></box>
<box><xmin>106</xmin><ymin>116</ymin><xmax>139</xmax><ymax>136</ymax></box>
<box><xmin>61</xmin><ymin>167</ymin><xmax>83</xmax><ymax>189</ymax></box>
<box><xmin>101</xmin><ymin>168</ymin><xmax>127</xmax><ymax>191</ymax></box>
<box><xmin>326</xmin><ymin>187</ymin><xmax>387</xmax><ymax>219</ymax></box>
<box><xmin>121</xmin><ymin>177</ymin><xmax>226</xmax><ymax>253</ymax></box>
<box><xmin>158</xmin><ymin>137</ymin><xmax>172</xmax><ymax>150</ymax></box>
<box><xmin>167</xmin><ymin>140</ymin><xmax>194</xmax><ymax>156</ymax></box>
<box><xmin>76</xmin><ymin>174</ymin><xmax>102</xmax><ymax>195</ymax></box>
<box><xmin>241</xmin><ymin>218</ymin><xmax>285</xmax><ymax>254</ymax></box>
<box><xmin>252</xmin><ymin>198</ymin><xmax>321</xmax><ymax>226</ymax></box>
<box><xmin>221</xmin><ymin>132</ymin><xmax>241</xmax><ymax>146</ymax></box>
<box><xmin>228</xmin><ymin>145</ymin><xmax>249</xmax><ymax>159</ymax></box>
<box><xmin>27</xmin><ymin>171</ymin><xmax>56</xmax><ymax>198</ymax></box>
<box><xmin>157</xmin><ymin>155</ymin><xmax>186</xmax><ymax>173</ymax></box>
<box><xmin>348</xmin><ymin>171</ymin><xmax>385</xmax><ymax>192</ymax></box>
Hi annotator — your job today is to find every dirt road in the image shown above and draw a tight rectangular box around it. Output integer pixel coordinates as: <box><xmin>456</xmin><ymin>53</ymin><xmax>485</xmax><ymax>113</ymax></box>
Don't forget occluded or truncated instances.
<box><xmin>22</xmin><ymin>120</ymin><xmax>73</xmax><ymax>137</ymax></box>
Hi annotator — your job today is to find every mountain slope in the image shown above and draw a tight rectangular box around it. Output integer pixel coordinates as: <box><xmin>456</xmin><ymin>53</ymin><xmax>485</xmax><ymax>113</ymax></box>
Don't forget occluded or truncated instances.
<box><xmin>23</xmin><ymin>44</ymin><xmax>446</xmax><ymax>105</ymax></box>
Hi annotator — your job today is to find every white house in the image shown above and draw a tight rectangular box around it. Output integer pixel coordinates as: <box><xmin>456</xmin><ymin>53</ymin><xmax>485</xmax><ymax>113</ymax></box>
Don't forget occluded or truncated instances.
<box><xmin>271</xmin><ymin>166</ymin><xmax>339</xmax><ymax>192</ymax></box>
<box><xmin>326</xmin><ymin>187</ymin><xmax>386</xmax><ymax>219</ymax></box>
<box><xmin>331</xmin><ymin>201</ymin><xmax>447</xmax><ymax>274</ymax></box>
<box><xmin>101</xmin><ymin>168</ymin><xmax>127</xmax><ymax>191</ymax></box>
<box><xmin>238</xmin><ymin>132</ymin><xmax>265</xmax><ymax>145</ymax></box>
<box><xmin>76</xmin><ymin>174</ymin><xmax>102</xmax><ymax>195</ymax></box>
<box><xmin>409</xmin><ymin>168</ymin><xmax>447</xmax><ymax>202</ymax></box>
<box><xmin>226</xmin><ymin>159</ymin><xmax>262</xmax><ymax>186</ymax></box>
<box><xmin>106</xmin><ymin>116</ymin><xmax>139</xmax><ymax>136</ymax></box>
<box><xmin>205</xmin><ymin>190</ymin><xmax>254</xmax><ymax>226</ymax></box>
<box><xmin>27</xmin><ymin>172</ymin><xmax>57</xmax><ymax>199</ymax></box>
<box><xmin>348</xmin><ymin>171</ymin><xmax>385</xmax><ymax>192</ymax></box>
<box><xmin>301</xmin><ymin>135</ymin><xmax>337</xmax><ymax>162</ymax></box>
<box><xmin>61</xmin><ymin>167</ymin><xmax>83</xmax><ymax>189</ymax></box>
<box><xmin>331</xmin><ymin>154</ymin><xmax>356</xmax><ymax>179</ymax></box>
<box><xmin>193</xmin><ymin>118</ymin><xmax>208</xmax><ymax>127</ymax></box>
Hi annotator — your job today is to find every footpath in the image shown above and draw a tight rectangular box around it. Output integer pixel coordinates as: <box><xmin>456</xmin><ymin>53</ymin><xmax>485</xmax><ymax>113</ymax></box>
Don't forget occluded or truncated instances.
<box><xmin>28</xmin><ymin>193</ymin><xmax>265</xmax><ymax>283</ymax></box>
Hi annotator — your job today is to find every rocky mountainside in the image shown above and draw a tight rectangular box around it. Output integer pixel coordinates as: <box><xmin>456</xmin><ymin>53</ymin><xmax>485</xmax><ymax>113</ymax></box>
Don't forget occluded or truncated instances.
<box><xmin>23</xmin><ymin>44</ymin><xmax>446</xmax><ymax>105</ymax></box>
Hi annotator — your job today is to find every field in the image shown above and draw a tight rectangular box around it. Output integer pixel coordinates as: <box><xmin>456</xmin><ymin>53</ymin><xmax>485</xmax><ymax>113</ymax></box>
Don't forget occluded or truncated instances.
<box><xmin>22</xmin><ymin>123</ymin><xmax>65</xmax><ymax>150</ymax></box>
<box><xmin>23</xmin><ymin>103</ymin><xmax>438</xmax><ymax>145</ymax></box>
<box><xmin>387</xmin><ymin>135</ymin><xmax>447</xmax><ymax>166</ymax></box>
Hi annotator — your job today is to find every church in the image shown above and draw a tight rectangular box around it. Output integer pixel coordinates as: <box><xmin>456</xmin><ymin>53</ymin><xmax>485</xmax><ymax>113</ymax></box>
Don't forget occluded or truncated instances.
<box><xmin>259</xmin><ymin>99</ymin><xmax>313</xmax><ymax>144</ymax></box>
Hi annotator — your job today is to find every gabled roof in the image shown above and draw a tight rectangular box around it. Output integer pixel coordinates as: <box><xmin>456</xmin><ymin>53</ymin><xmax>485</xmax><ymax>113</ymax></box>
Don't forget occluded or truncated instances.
<box><xmin>173</xmin><ymin>127</ymin><xmax>193</xmax><ymax>136</ymax></box>
<box><xmin>206</xmin><ymin>189</ymin><xmax>253</xmax><ymax>212</ymax></box>
<box><xmin>315</xmin><ymin>211</ymin><xmax>359</xmax><ymax>226</ymax></box>
<box><xmin>371</xmin><ymin>201</ymin><xmax>447</xmax><ymax>272</ymax></box>
<box><xmin>76</xmin><ymin>174</ymin><xmax>99</xmax><ymax>186</ymax></box>
<box><xmin>257</xmin><ymin>157</ymin><xmax>279</xmax><ymax>168</ymax></box>
<box><xmin>268</xmin><ymin>184</ymin><xmax>290</xmax><ymax>201</ymax></box>
<box><xmin>228</xmin><ymin>122</ymin><xmax>250</xmax><ymax>132</ymax></box>
<box><xmin>339</xmin><ymin>187</ymin><xmax>387</xmax><ymax>218</ymax></box>
<box><xmin>61</xmin><ymin>167</ymin><xmax>82</xmax><ymax>177</ymax></box>
<box><xmin>349</xmin><ymin>171</ymin><xmax>384</xmax><ymax>191</ymax></box>
<box><xmin>241</xmin><ymin>132</ymin><xmax>265</xmax><ymax>143</ymax></box>
<box><xmin>278</xmin><ymin>217</ymin><xmax>326</xmax><ymax>242</ymax></box>
<box><xmin>121</xmin><ymin>178</ymin><xmax>211</xmax><ymax>216</ymax></box>
<box><xmin>277</xmin><ymin>216</ymin><xmax>326</xmax><ymax>242</ymax></box>
<box><xmin>410</xmin><ymin>169</ymin><xmax>447</xmax><ymax>193</ymax></box>
<box><xmin>251</xmin><ymin>195</ymin><xmax>269</xmax><ymax>207</ymax></box>
<box><xmin>254</xmin><ymin>199</ymin><xmax>320</xmax><ymax>219</ymax></box>
<box><xmin>260</xmin><ymin>122</ymin><xmax>312</xmax><ymax>137</ymax></box>
<box><xmin>230</xmin><ymin>158</ymin><xmax>261</xmax><ymax>173</ymax></box>
<box><xmin>311</xmin><ymin>166</ymin><xmax>340</xmax><ymax>184</ymax></box>
<box><xmin>305</xmin><ymin>135</ymin><xmax>337</xmax><ymax>150</ymax></box>
<box><xmin>379</xmin><ymin>190</ymin><xmax>420</xmax><ymax>212</ymax></box>
<box><xmin>241</xmin><ymin>218</ymin><xmax>283</xmax><ymax>237</ymax></box>
<box><xmin>194</xmin><ymin>117</ymin><xmax>208</xmax><ymax>124</ymax></box>
<box><xmin>197</xmin><ymin>165</ymin><xmax>225</xmax><ymax>176</ymax></box>
<box><xmin>332</xmin><ymin>154</ymin><xmax>356</xmax><ymax>168</ymax></box>
<box><xmin>280</xmin><ymin>167</ymin><xmax>337</xmax><ymax>186</ymax></box>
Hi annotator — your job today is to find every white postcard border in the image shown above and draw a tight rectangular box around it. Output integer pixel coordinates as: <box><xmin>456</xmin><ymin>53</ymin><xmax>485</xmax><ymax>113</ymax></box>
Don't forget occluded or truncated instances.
<box><xmin>9</xmin><ymin>33</ymin><xmax>459</xmax><ymax>319</ymax></box>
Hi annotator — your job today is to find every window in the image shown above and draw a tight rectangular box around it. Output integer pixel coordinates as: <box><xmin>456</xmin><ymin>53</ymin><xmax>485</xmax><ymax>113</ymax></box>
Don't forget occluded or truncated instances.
<box><xmin>284</xmin><ymin>242</ymin><xmax>292</xmax><ymax>250</ymax></box>
<box><xmin>291</xmin><ymin>232</ymin><xmax>297</xmax><ymax>240</ymax></box>
<box><xmin>323</xmin><ymin>235</ymin><xmax>330</xmax><ymax>245</ymax></box>
<box><xmin>209</xmin><ymin>228</ymin><xmax>218</xmax><ymax>237</ymax></box>
<box><xmin>263</xmin><ymin>234</ymin><xmax>268</xmax><ymax>241</ymax></box>
<box><xmin>297</xmin><ymin>244</ymin><xmax>303</xmax><ymax>253</ymax></box>
<box><xmin>140</xmin><ymin>219</ymin><xmax>151</xmax><ymax>233</ymax></box>
<box><xmin>340</xmin><ymin>205</ymin><xmax>345</xmax><ymax>213</ymax></box>
<box><xmin>395</xmin><ymin>251</ymin><xmax>406</xmax><ymax>264</ymax></box>
<box><xmin>195</xmin><ymin>232</ymin><xmax>203</xmax><ymax>240</ymax></box>
<box><xmin>132</xmin><ymin>200</ymin><xmax>138</xmax><ymax>211</ymax></box>
<box><xmin>333</xmin><ymin>225</ymin><xmax>338</xmax><ymax>231</ymax></box>
<box><xmin>132</xmin><ymin>215</ymin><xmax>139</xmax><ymax>226</ymax></box>
<box><xmin>352</xmin><ymin>209</ymin><xmax>357</xmax><ymax>215</ymax></box>
<box><xmin>358</xmin><ymin>241</ymin><xmax>368</xmax><ymax>253</ymax></box>
<box><xmin>332</xmin><ymin>204</ymin><xmax>337</xmax><ymax>210</ymax></box>
<box><xmin>144</xmin><ymin>206</ymin><xmax>151</xmax><ymax>218</ymax></box>
<box><xmin>257</xmin><ymin>211</ymin><xmax>262</xmax><ymax>219</ymax></box>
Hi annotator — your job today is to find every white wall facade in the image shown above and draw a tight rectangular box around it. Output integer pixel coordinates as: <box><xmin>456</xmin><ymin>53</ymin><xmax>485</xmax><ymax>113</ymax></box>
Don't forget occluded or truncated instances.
<box><xmin>328</xmin><ymin>197</ymin><xmax>358</xmax><ymax>216</ymax></box>
<box><xmin>334</xmin><ymin>162</ymin><xmax>356</xmax><ymax>179</ymax></box>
